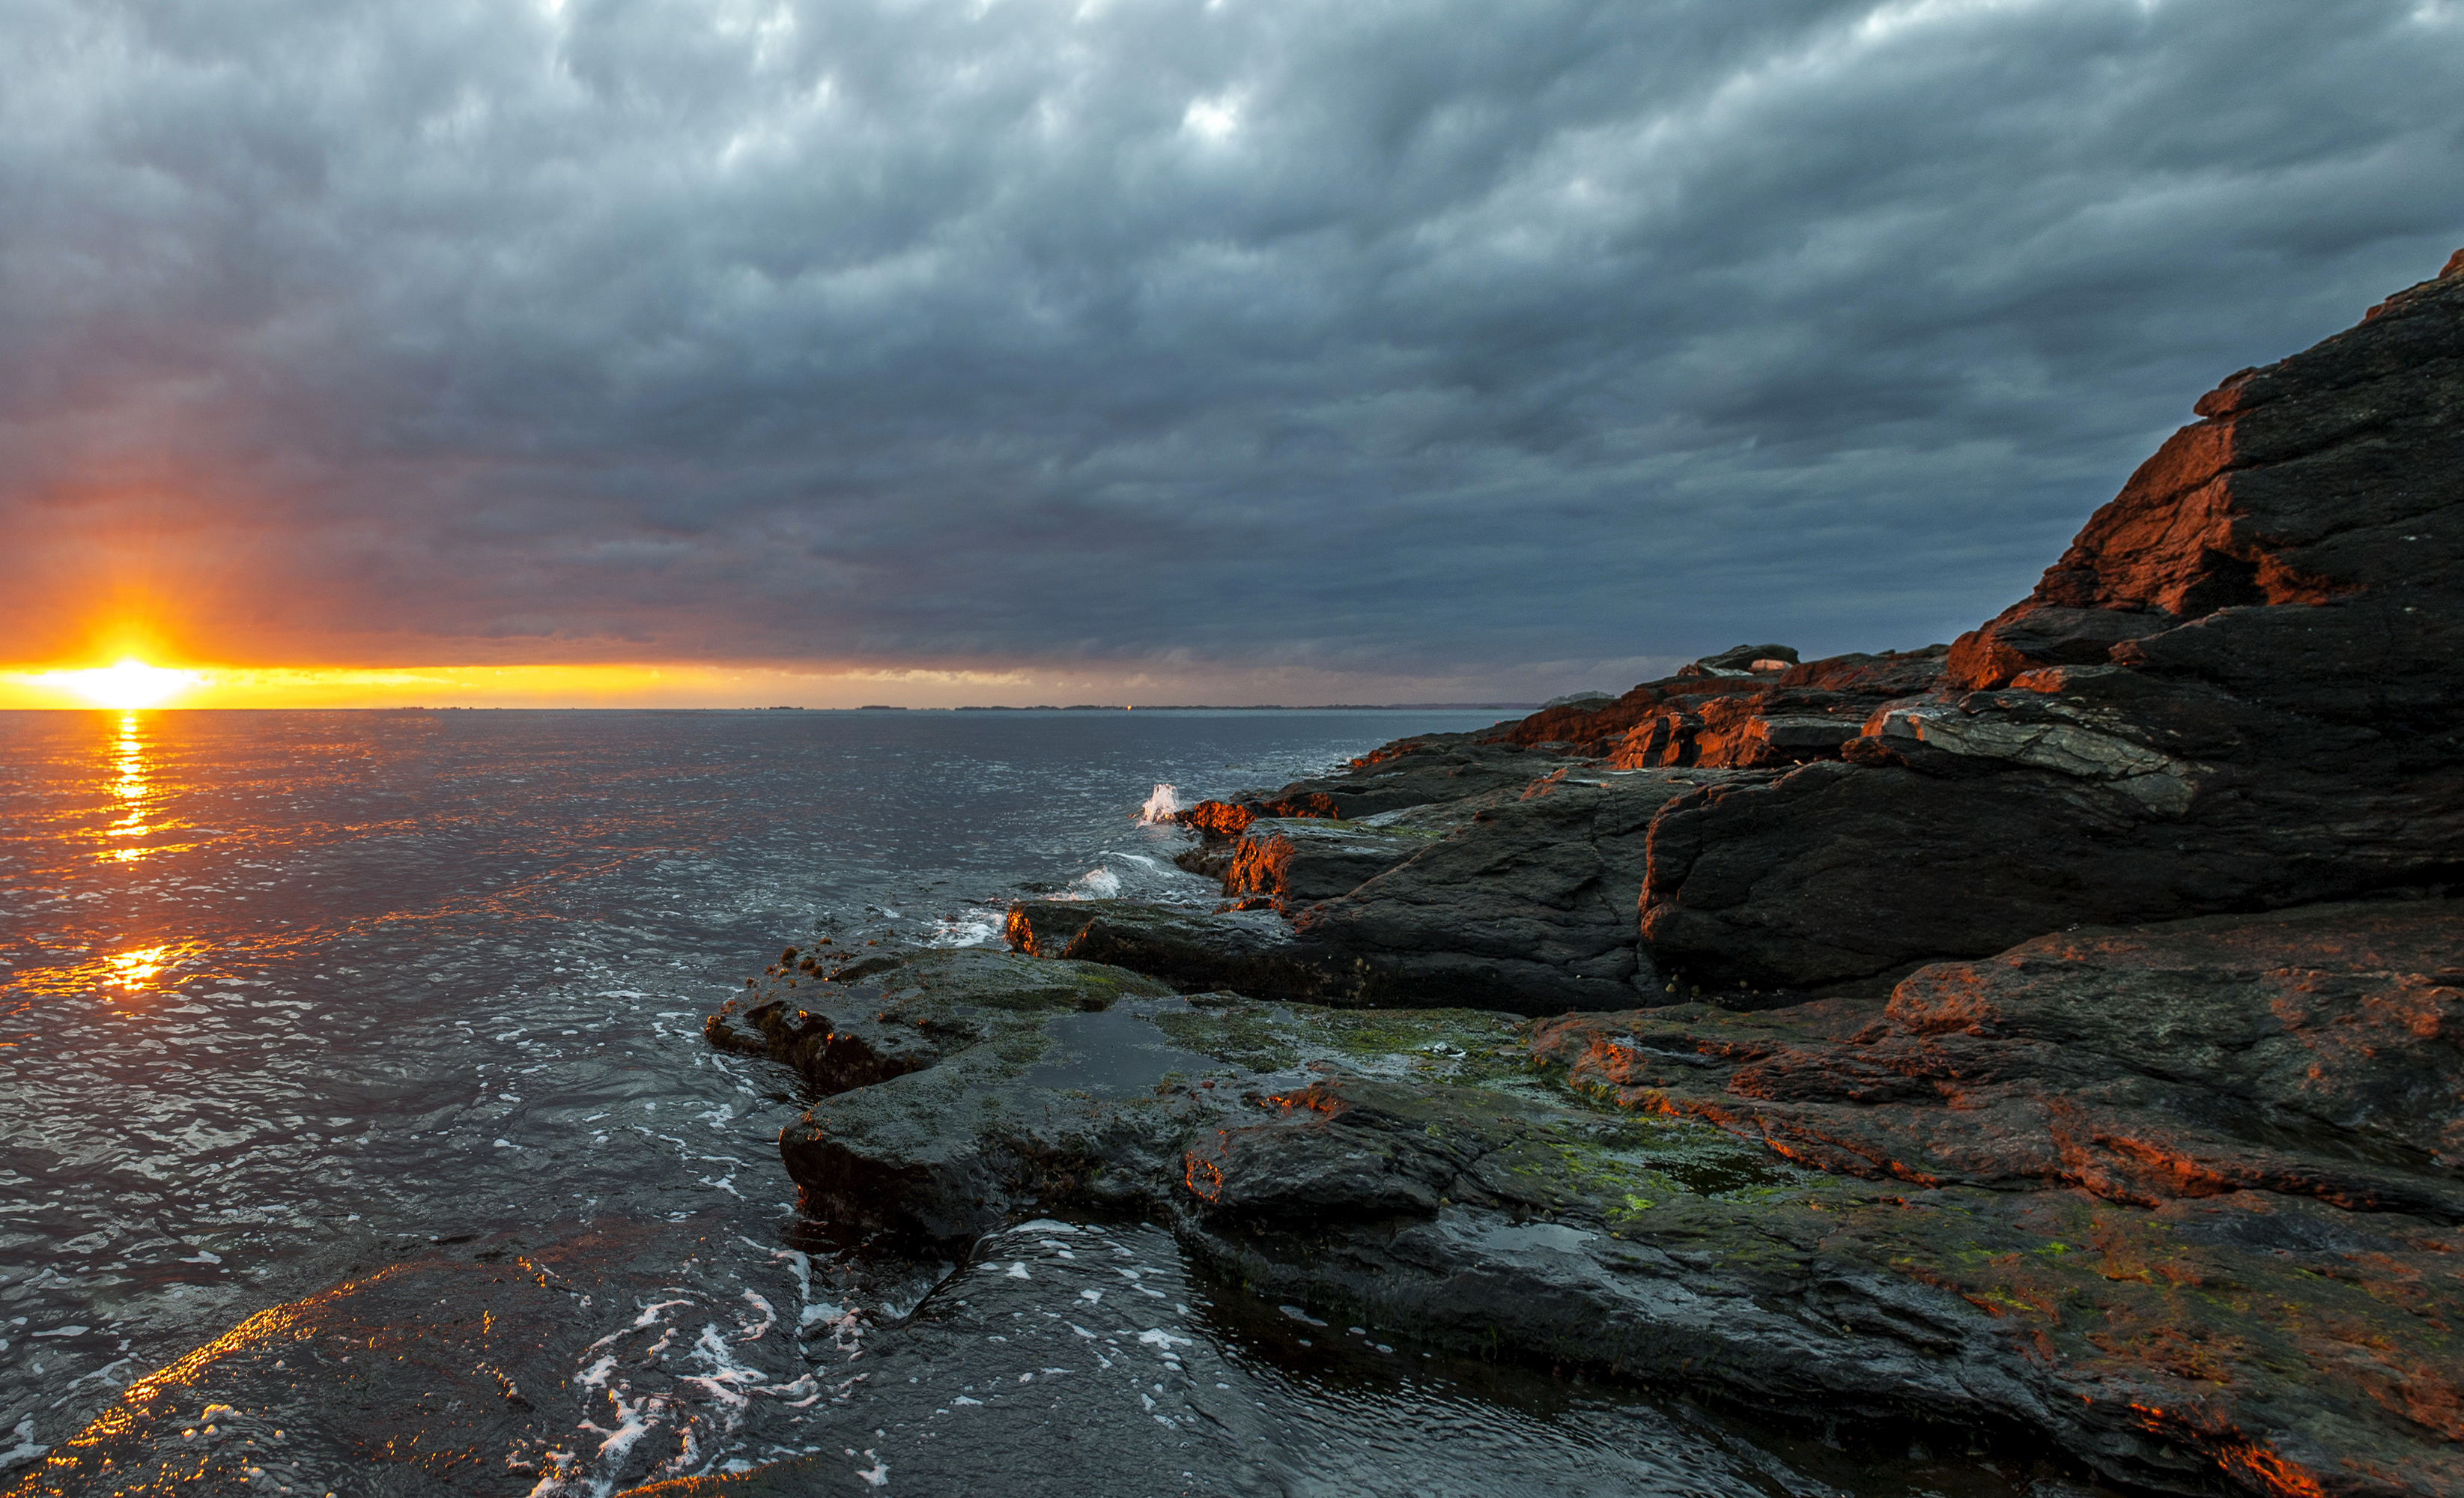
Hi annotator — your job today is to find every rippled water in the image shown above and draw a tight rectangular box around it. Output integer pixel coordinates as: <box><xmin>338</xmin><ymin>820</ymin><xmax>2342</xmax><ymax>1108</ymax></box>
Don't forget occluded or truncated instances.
<box><xmin>0</xmin><ymin>709</ymin><xmax>2084</xmax><ymax>1496</ymax></box>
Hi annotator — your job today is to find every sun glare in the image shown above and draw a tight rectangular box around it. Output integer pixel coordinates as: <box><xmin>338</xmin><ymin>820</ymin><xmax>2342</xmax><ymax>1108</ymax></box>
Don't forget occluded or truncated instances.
<box><xmin>107</xmin><ymin>946</ymin><xmax>169</xmax><ymax>987</ymax></box>
<box><xmin>61</xmin><ymin>658</ymin><xmax>200</xmax><ymax>709</ymax></box>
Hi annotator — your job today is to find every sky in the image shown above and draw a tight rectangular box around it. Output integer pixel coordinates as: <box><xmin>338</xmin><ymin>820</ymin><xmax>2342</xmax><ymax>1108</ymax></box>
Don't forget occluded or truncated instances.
<box><xmin>2</xmin><ymin>0</ymin><xmax>2460</xmax><ymax>708</ymax></box>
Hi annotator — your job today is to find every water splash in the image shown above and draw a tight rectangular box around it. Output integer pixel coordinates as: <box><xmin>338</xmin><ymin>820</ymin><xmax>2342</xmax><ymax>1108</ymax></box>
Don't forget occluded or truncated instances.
<box><xmin>1069</xmin><ymin>867</ymin><xmax>1123</xmax><ymax>899</ymax></box>
<box><xmin>1135</xmin><ymin>783</ymin><xmax>1180</xmax><ymax>823</ymax></box>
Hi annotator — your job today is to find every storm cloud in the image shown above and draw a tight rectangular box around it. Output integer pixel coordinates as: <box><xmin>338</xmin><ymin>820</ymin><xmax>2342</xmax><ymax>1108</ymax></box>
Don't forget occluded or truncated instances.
<box><xmin>3</xmin><ymin>0</ymin><xmax>2460</xmax><ymax>699</ymax></box>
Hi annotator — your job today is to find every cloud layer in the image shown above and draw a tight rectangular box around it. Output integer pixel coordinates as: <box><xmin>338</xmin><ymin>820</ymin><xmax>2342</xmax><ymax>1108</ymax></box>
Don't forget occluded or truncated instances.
<box><xmin>4</xmin><ymin>0</ymin><xmax>2460</xmax><ymax>699</ymax></box>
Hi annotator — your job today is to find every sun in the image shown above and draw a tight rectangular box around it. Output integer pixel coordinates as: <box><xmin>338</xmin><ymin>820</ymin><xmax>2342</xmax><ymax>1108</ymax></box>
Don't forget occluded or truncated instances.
<box><xmin>65</xmin><ymin>658</ymin><xmax>201</xmax><ymax>709</ymax></box>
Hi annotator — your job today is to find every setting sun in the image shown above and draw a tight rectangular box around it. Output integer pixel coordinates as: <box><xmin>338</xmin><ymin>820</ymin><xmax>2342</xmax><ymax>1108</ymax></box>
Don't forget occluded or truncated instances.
<box><xmin>54</xmin><ymin>658</ymin><xmax>201</xmax><ymax>709</ymax></box>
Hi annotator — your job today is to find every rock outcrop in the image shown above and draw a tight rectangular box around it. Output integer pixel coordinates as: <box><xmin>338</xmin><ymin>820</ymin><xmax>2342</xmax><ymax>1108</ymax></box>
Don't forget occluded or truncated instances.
<box><xmin>1019</xmin><ymin>766</ymin><xmax>1762</xmax><ymax>1013</ymax></box>
<box><xmin>726</xmin><ymin>905</ymin><xmax>2463</xmax><ymax>1497</ymax></box>
<box><xmin>1638</xmin><ymin>255</ymin><xmax>2464</xmax><ymax>991</ymax></box>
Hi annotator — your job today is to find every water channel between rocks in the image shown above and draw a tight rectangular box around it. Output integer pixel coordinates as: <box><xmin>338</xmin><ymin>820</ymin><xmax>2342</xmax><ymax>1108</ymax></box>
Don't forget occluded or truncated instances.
<box><xmin>1</xmin><ymin>709</ymin><xmax>2096</xmax><ymax>1497</ymax></box>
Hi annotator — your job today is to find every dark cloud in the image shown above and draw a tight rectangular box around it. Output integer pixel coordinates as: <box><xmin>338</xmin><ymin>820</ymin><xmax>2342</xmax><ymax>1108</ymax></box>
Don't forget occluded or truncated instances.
<box><xmin>2</xmin><ymin>0</ymin><xmax>2459</xmax><ymax>697</ymax></box>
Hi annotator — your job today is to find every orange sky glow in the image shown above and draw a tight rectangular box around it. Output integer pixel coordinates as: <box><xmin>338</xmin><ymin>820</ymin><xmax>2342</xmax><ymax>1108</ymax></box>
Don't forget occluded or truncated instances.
<box><xmin>0</xmin><ymin>658</ymin><xmax>1057</xmax><ymax>711</ymax></box>
<box><xmin>0</xmin><ymin>644</ymin><xmax>1556</xmax><ymax>712</ymax></box>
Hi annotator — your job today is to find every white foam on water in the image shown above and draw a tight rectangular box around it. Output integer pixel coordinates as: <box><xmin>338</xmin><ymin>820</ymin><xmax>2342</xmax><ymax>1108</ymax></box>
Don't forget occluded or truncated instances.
<box><xmin>926</xmin><ymin>909</ymin><xmax>1001</xmax><ymax>947</ymax></box>
<box><xmin>726</xmin><ymin>1292</ymin><xmax>773</xmax><ymax>1344</ymax></box>
<box><xmin>676</xmin><ymin>1323</ymin><xmax>759</xmax><ymax>1410</ymax></box>
<box><xmin>0</xmin><ymin>1418</ymin><xmax>46</xmax><ymax>1475</ymax></box>
<box><xmin>1136</xmin><ymin>783</ymin><xmax>1181</xmax><ymax>823</ymax></box>
<box><xmin>1067</xmin><ymin>867</ymin><xmax>1122</xmax><ymax>899</ymax></box>
<box><xmin>629</xmin><ymin>1297</ymin><xmax>695</xmax><ymax>1330</ymax></box>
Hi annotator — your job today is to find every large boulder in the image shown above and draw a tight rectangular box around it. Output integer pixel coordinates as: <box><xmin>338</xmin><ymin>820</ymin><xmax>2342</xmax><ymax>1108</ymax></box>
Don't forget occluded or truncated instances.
<box><xmin>1639</xmin><ymin>254</ymin><xmax>2464</xmax><ymax>992</ymax></box>
<box><xmin>1003</xmin><ymin>897</ymin><xmax>1348</xmax><ymax>999</ymax></box>
<box><xmin>1284</xmin><ymin>769</ymin><xmax>1684</xmax><ymax>1008</ymax></box>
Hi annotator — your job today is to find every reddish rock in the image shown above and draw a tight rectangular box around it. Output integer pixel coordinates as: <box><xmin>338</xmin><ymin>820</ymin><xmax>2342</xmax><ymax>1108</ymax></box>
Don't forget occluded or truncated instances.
<box><xmin>1949</xmin><ymin>249</ymin><xmax>2463</xmax><ymax>703</ymax></box>
<box><xmin>1523</xmin><ymin>901</ymin><xmax>2464</xmax><ymax>1497</ymax></box>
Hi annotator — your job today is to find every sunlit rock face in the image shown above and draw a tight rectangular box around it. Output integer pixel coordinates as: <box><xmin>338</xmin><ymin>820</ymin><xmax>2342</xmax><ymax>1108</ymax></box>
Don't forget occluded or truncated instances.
<box><xmin>1636</xmin><ymin>252</ymin><xmax>2464</xmax><ymax>993</ymax></box>
<box><xmin>1947</xmin><ymin>249</ymin><xmax>2464</xmax><ymax>712</ymax></box>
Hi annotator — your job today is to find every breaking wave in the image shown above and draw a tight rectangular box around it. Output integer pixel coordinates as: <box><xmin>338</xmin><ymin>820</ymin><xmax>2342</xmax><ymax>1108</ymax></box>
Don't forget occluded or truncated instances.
<box><xmin>1135</xmin><ymin>783</ymin><xmax>1181</xmax><ymax>823</ymax></box>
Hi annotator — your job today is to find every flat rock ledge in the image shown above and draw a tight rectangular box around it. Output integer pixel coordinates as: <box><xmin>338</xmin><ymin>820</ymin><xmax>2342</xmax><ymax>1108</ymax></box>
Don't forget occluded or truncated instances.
<box><xmin>706</xmin><ymin>904</ymin><xmax>2464</xmax><ymax>1498</ymax></box>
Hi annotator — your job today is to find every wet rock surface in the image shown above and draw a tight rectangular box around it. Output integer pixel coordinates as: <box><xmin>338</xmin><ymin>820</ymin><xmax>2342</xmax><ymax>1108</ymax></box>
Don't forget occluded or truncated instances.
<box><xmin>720</xmin><ymin>905</ymin><xmax>2463</xmax><ymax>1497</ymax></box>
<box><xmin>1519</xmin><ymin>899</ymin><xmax>2464</xmax><ymax>1497</ymax></box>
<box><xmin>1175</xmin><ymin>735</ymin><xmax>1588</xmax><ymax>838</ymax></box>
<box><xmin>1002</xmin><ymin>899</ymin><xmax>1344</xmax><ymax>1001</ymax></box>
<box><xmin>1052</xmin><ymin>764</ymin><xmax>1764</xmax><ymax>1012</ymax></box>
<box><xmin>626</xmin><ymin>1221</ymin><xmax>2086</xmax><ymax>1498</ymax></box>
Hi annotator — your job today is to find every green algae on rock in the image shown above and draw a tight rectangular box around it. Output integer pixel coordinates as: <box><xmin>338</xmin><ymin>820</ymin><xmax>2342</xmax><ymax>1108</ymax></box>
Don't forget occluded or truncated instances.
<box><xmin>708</xmin><ymin>904</ymin><xmax>2463</xmax><ymax>1497</ymax></box>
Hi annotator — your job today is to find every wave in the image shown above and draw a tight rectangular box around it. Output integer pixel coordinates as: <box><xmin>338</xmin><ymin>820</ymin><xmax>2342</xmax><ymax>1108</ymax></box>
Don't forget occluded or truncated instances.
<box><xmin>1135</xmin><ymin>783</ymin><xmax>1181</xmax><ymax>823</ymax></box>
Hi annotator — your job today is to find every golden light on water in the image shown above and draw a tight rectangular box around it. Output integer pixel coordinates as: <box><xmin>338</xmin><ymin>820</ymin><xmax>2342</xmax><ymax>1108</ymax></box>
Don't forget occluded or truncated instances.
<box><xmin>106</xmin><ymin>945</ymin><xmax>170</xmax><ymax>987</ymax></box>
<box><xmin>109</xmin><ymin>711</ymin><xmax>154</xmax><ymax>860</ymax></box>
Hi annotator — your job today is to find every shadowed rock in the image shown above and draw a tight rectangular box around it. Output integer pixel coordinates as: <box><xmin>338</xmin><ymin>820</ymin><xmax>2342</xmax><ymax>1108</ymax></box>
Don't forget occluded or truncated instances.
<box><xmin>1639</xmin><ymin>254</ymin><xmax>2464</xmax><ymax>992</ymax></box>
<box><xmin>726</xmin><ymin>909</ymin><xmax>2464</xmax><ymax>1498</ymax></box>
<box><xmin>1173</xmin><ymin>734</ymin><xmax>1578</xmax><ymax>839</ymax></box>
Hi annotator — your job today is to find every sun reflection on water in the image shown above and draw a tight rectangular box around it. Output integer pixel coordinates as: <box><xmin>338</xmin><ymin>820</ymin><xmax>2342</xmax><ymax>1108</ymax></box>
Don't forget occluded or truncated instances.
<box><xmin>106</xmin><ymin>945</ymin><xmax>170</xmax><ymax>987</ymax></box>
<box><xmin>107</xmin><ymin>711</ymin><xmax>153</xmax><ymax>860</ymax></box>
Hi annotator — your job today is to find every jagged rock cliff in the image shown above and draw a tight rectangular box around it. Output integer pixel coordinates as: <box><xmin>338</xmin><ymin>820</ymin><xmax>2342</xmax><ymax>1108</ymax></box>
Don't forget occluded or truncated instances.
<box><xmin>1639</xmin><ymin>249</ymin><xmax>2464</xmax><ymax>991</ymax></box>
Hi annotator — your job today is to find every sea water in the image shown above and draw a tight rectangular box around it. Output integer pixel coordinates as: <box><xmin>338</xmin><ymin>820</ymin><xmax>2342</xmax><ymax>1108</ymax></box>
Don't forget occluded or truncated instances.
<box><xmin>0</xmin><ymin>709</ymin><xmax>2083</xmax><ymax>1496</ymax></box>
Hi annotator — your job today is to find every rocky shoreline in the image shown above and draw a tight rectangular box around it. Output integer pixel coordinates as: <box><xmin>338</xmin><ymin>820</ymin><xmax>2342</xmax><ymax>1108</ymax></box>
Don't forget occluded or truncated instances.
<box><xmin>693</xmin><ymin>252</ymin><xmax>2464</xmax><ymax>1497</ymax></box>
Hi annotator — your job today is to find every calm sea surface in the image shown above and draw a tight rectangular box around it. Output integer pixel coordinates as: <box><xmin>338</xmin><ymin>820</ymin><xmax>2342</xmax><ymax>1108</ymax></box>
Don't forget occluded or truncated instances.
<box><xmin>0</xmin><ymin>709</ymin><xmax>2070</xmax><ymax>1497</ymax></box>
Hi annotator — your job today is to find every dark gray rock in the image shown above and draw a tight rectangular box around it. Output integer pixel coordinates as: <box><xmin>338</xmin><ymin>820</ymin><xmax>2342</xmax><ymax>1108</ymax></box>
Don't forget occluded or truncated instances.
<box><xmin>741</xmin><ymin>910</ymin><xmax>2464</xmax><ymax>1498</ymax></box>
<box><xmin>1222</xmin><ymin>817</ymin><xmax>1439</xmax><ymax>907</ymax></box>
<box><xmin>1287</xmin><ymin>770</ymin><xmax>1702</xmax><ymax>1010</ymax></box>
<box><xmin>1640</xmin><ymin>256</ymin><xmax>2464</xmax><ymax>992</ymax></box>
<box><xmin>1689</xmin><ymin>642</ymin><xmax>1800</xmax><ymax>673</ymax></box>
<box><xmin>1177</xmin><ymin>736</ymin><xmax>1583</xmax><ymax>836</ymax></box>
<box><xmin>1004</xmin><ymin>898</ymin><xmax>1351</xmax><ymax>1001</ymax></box>
<box><xmin>1553</xmin><ymin>900</ymin><xmax>2464</xmax><ymax>1217</ymax></box>
<box><xmin>1053</xmin><ymin>765</ymin><xmax>1794</xmax><ymax>1012</ymax></box>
